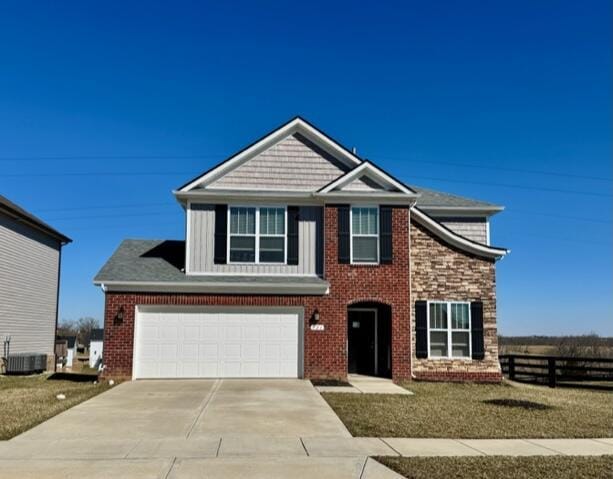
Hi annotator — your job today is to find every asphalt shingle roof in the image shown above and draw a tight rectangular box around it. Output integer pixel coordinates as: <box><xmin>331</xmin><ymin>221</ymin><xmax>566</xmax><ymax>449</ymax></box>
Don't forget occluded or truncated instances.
<box><xmin>410</xmin><ymin>185</ymin><xmax>502</xmax><ymax>209</ymax></box>
<box><xmin>94</xmin><ymin>239</ymin><xmax>327</xmax><ymax>286</ymax></box>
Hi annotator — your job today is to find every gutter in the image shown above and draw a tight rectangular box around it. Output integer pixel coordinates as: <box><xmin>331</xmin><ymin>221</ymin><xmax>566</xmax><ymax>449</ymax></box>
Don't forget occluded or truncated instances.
<box><xmin>96</xmin><ymin>280</ymin><xmax>330</xmax><ymax>296</ymax></box>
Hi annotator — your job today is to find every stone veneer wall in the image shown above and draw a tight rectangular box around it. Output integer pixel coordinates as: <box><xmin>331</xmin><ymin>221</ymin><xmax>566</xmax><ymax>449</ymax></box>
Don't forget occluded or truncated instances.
<box><xmin>410</xmin><ymin>220</ymin><xmax>502</xmax><ymax>382</ymax></box>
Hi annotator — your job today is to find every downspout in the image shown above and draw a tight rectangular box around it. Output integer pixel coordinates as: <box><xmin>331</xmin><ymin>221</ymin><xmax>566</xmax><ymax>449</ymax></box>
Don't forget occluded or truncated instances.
<box><xmin>53</xmin><ymin>244</ymin><xmax>63</xmax><ymax>373</ymax></box>
<box><xmin>408</xmin><ymin>203</ymin><xmax>417</xmax><ymax>380</ymax></box>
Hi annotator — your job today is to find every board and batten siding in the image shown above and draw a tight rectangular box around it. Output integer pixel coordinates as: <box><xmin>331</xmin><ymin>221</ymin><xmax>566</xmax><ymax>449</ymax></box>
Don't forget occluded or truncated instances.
<box><xmin>436</xmin><ymin>217</ymin><xmax>489</xmax><ymax>244</ymax></box>
<box><xmin>0</xmin><ymin>213</ymin><xmax>60</xmax><ymax>355</ymax></box>
<box><xmin>208</xmin><ymin>133</ymin><xmax>350</xmax><ymax>191</ymax></box>
<box><xmin>188</xmin><ymin>204</ymin><xmax>323</xmax><ymax>275</ymax></box>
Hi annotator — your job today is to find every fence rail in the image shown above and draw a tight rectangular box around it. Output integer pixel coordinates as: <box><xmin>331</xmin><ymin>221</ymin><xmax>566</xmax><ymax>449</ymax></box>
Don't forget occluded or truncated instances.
<box><xmin>499</xmin><ymin>354</ymin><xmax>613</xmax><ymax>389</ymax></box>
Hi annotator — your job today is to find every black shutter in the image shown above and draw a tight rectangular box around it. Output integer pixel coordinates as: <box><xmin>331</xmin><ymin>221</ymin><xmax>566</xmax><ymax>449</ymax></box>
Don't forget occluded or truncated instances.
<box><xmin>214</xmin><ymin>204</ymin><xmax>227</xmax><ymax>264</ymax></box>
<box><xmin>471</xmin><ymin>301</ymin><xmax>485</xmax><ymax>360</ymax></box>
<box><xmin>415</xmin><ymin>300</ymin><xmax>428</xmax><ymax>358</ymax></box>
<box><xmin>287</xmin><ymin>206</ymin><xmax>299</xmax><ymax>265</ymax></box>
<box><xmin>380</xmin><ymin>206</ymin><xmax>393</xmax><ymax>264</ymax></box>
<box><xmin>338</xmin><ymin>205</ymin><xmax>350</xmax><ymax>264</ymax></box>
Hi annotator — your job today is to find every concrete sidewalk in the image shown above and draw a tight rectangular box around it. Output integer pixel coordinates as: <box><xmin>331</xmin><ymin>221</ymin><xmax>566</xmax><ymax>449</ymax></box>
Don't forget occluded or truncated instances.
<box><xmin>1</xmin><ymin>436</ymin><xmax>610</xmax><ymax>460</ymax></box>
<box><xmin>0</xmin><ymin>437</ymin><xmax>610</xmax><ymax>478</ymax></box>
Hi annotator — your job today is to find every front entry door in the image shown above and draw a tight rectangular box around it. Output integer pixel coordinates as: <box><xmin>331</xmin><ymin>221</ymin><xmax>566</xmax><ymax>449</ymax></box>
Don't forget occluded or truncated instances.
<box><xmin>348</xmin><ymin>309</ymin><xmax>376</xmax><ymax>375</ymax></box>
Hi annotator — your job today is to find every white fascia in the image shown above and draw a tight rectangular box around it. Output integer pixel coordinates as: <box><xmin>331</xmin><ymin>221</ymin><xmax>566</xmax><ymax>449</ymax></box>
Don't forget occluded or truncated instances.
<box><xmin>318</xmin><ymin>161</ymin><xmax>418</xmax><ymax>196</ymax></box>
<box><xmin>419</xmin><ymin>206</ymin><xmax>504</xmax><ymax>217</ymax></box>
<box><xmin>411</xmin><ymin>207</ymin><xmax>509</xmax><ymax>260</ymax></box>
<box><xmin>96</xmin><ymin>280</ymin><xmax>330</xmax><ymax>295</ymax></box>
<box><xmin>178</xmin><ymin>118</ymin><xmax>362</xmax><ymax>193</ymax></box>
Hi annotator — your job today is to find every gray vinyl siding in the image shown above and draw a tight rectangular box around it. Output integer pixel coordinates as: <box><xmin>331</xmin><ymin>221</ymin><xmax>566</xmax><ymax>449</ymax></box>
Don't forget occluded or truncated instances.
<box><xmin>0</xmin><ymin>213</ymin><xmax>60</xmax><ymax>355</ymax></box>
<box><xmin>189</xmin><ymin>204</ymin><xmax>323</xmax><ymax>275</ymax></box>
<box><xmin>342</xmin><ymin>175</ymin><xmax>387</xmax><ymax>192</ymax></box>
<box><xmin>208</xmin><ymin>133</ymin><xmax>350</xmax><ymax>190</ymax></box>
<box><xmin>436</xmin><ymin>217</ymin><xmax>489</xmax><ymax>244</ymax></box>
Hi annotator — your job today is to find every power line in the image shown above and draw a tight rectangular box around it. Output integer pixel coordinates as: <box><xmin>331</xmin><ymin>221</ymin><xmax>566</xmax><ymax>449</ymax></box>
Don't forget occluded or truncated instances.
<box><xmin>1</xmin><ymin>153</ymin><xmax>610</xmax><ymax>182</ymax></box>
<box><xmin>2</xmin><ymin>171</ymin><xmax>192</xmax><ymax>178</ymax></box>
<box><xmin>0</xmin><ymin>154</ymin><xmax>222</xmax><ymax>162</ymax></box>
<box><xmin>375</xmin><ymin>156</ymin><xmax>613</xmax><ymax>182</ymax></box>
<box><xmin>409</xmin><ymin>175</ymin><xmax>612</xmax><ymax>198</ymax></box>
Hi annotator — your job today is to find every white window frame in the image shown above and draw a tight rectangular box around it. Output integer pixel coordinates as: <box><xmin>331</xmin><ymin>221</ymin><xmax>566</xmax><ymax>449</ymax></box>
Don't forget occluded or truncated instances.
<box><xmin>227</xmin><ymin>205</ymin><xmax>288</xmax><ymax>265</ymax></box>
<box><xmin>426</xmin><ymin>300</ymin><xmax>472</xmax><ymax>360</ymax></box>
<box><xmin>350</xmin><ymin>205</ymin><xmax>380</xmax><ymax>264</ymax></box>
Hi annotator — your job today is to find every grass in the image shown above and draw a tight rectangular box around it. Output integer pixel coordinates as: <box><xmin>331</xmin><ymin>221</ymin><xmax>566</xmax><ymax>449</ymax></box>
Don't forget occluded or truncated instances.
<box><xmin>377</xmin><ymin>456</ymin><xmax>613</xmax><ymax>479</ymax></box>
<box><xmin>322</xmin><ymin>381</ymin><xmax>613</xmax><ymax>438</ymax></box>
<box><xmin>0</xmin><ymin>373</ymin><xmax>111</xmax><ymax>440</ymax></box>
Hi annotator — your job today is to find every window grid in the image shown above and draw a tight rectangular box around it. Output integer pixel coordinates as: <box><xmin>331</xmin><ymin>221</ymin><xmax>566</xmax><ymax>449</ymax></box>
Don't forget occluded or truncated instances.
<box><xmin>228</xmin><ymin>206</ymin><xmax>287</xmax><ymax>264</ymax></box>
<box><xmin>427</xmin><ymin>301</ymin><xmax>472</xmax><ymax>359</ymax></box>
<box><xmin>350</xmin><ymin>206</ymin><xmax>379</xmax><ymax>264</ymax></box>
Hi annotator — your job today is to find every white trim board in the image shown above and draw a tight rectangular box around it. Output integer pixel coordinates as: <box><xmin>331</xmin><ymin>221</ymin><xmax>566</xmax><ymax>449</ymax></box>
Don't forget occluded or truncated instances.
<box><xmin>178</xmin><ymin>117</ymin><xmax>362</xmax><ymax>192</ymax></box>
<box><xmin>411</xmin><ymin>207</ymin><xmax>509</xmax><ymax>260</ymax></box>
<box><xmin>318</xmin><ymin>161</ymin><xmax>417</xmax><ymax>196</ymax></box>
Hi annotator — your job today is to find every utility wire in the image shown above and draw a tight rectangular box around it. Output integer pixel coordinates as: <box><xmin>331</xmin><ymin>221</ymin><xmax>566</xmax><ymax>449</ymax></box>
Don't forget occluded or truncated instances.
<box><xmin>375</xmin><ymin>156</ymin><xmax>613</xmax><ymax>183</ymax></box>
<box><xmin>0</xmin><ymin>153</ymin><xmax>610</xmax><ymax>182</ymax></box>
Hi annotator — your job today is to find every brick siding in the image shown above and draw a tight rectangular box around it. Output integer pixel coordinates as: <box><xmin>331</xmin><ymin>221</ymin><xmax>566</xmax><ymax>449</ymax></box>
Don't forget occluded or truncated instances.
<box><xmin>102</xmin><ymin>206</ymin><xmax>412</xmax><ymax>382</ymax></box>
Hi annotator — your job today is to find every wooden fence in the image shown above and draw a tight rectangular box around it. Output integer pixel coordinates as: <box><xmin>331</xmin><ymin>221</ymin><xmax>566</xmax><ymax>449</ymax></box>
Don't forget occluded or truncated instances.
<box><xmin>499</xmin><ymin>354</ymin><xmax>613</xmax><ymax>389</ymax></box>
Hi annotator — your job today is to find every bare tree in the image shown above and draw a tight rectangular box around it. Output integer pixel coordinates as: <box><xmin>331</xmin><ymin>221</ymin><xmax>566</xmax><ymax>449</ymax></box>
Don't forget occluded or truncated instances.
<box><xmin>56</xmin><ymin>319</ymin><xmax>77</xmax><ymax>338</ymax></box>
<box><xmin>75</xmin><ymin>317</ymin><xmax>100</xmax><ymax>345</ymax></box>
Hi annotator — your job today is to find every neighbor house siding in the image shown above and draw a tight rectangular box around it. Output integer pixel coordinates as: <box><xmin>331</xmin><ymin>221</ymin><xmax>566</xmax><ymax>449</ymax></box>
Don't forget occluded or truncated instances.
<box><xmin>208</xmin><ymin>134</ymin><xmax>350</xmax><ymax>190</ymax></box>
<box><xmin>434</xmin><ymin>217</ymin><xmax>489</xmax><ymax>244</ymax></box>
<box><xmin>341</xmin><ymin>175</ymin><xmax>387</xmax><ymax>192</ymax></box>
<box><xmin>0</xmin><ymin>213</ymin><xmax>60</xmax><ymax>357</ymax></box>
<box><xmin>410</xmin><ymin>219</ymin><xmax>501</xmax><ymax>382</ymax></box>
<box><xmin>188</xmin><ymin>204</ymin><xmax>323</xmax><ymax>276</ymax></box>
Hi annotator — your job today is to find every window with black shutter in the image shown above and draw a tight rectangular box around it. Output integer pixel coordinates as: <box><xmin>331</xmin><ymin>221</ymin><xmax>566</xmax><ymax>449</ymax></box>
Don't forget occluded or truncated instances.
<box><xmin>213</xmin><ymin>204</ymin><xmax>228</xmax><ymax>264</ymax></box>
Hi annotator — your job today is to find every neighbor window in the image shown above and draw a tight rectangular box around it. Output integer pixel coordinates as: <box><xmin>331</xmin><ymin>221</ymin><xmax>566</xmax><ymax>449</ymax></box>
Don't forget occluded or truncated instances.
<box><xmin>428</xmin><ymin>301</ymin><xmax>471</xmax><ymax>358</ymax></box>
<box><xmin>229</xmin><ymin>206</ymin><xmax>286</xmax><ymax>264</ymax></box>
<box><xmin>351</xmin><ymin>207</ymin><xmax>379</xmax><ymax>263</ymax></box>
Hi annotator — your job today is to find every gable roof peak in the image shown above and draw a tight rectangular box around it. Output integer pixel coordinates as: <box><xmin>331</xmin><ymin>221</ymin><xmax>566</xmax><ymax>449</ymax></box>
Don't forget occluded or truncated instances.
<box><xmin>177</xmin><ymin>116</ymin><xmax>363</xmax><ymax>193</ymax></box>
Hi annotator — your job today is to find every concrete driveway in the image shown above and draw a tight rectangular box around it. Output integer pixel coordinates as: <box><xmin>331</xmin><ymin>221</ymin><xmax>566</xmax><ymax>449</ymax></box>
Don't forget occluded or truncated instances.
<box><xmin>0</xmin><ymin>380</ymin><xmax>401</xmax><ymax>478</ymax></box>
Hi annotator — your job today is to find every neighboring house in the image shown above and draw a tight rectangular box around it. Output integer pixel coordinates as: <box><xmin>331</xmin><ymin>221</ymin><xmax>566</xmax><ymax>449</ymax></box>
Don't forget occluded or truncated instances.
<box><xmin>0</xmin><ymin>195</ymin><xmax>71</xmax><ymax>371</ymax></box>
<box><xmin>94</xmin><ymin>117</ymin><xmax>509</xmax><ymax>382</ymax></box>
<box><xmin>59</xmin><ymin>336</ymin><xmax>78</xmax><ymax>368</ymax></box>
<box><xmin>89</xmin><ymin>328</ymin><xmax>104</xmax><ymax>369</ymax></box>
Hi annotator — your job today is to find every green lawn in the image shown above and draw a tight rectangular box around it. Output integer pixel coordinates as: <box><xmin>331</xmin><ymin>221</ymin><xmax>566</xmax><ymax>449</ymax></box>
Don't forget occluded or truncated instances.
<box><xmin>322</xmin><ymin>382</ymin><xmax>613</xmax><ymax>438</ymax></box>
<box><xmin>377</xmin><ymin>456</ymin><xmax>613</xmax><ymax>479</ymax></box>
<box><xmin>0</xmin><ymin>374</ymin><xmax>111</xmax><ymax>440</ymax></box>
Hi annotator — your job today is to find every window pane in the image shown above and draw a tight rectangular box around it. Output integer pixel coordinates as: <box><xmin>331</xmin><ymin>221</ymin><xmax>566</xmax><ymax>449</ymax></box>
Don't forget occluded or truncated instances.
<box><xmin>352</xmin><ymin>207</ymin><xmax>378</xmax><ymax>235</ymax></box>
<box><xmin>259</xmin><ymin>237</ymin><xmax>284</xmax><ymax>263</ymax></box>
<box><xmin>230</xmin><ymin>207</ymin><xmax>255</xmax><ymax>235</ymax></box>
<box><xmin>260</xmin><ymin>208</ymin><xmax>284</xmax><ymax>235</ymax></box>
<box><xmin>452</xmin><ymin>332</ymin><xmax>470</xmax><ymax>357</ymax></box>
<box><xmin>229</xmin><ymin>236</ymin><xmax>255</xmax><ymax>262</ymax></box>
<box><xmin>352</xmin><ymin>237</ymin><xmax>378</xmax><ymax>262</ymax></box>
<box><xmin>451</xmin><ymin>303</ymin><xmax>469</xmax><ymax>329</ymax></box>
<box><xmin>429</xmin><ymin>303</ymin><xmax>448</xmax><ymax>329</ymax></box>
<box><xmin>430</xmin><ymin>331</ymin><xmax>448</xmax><ymax>357</ymax></box>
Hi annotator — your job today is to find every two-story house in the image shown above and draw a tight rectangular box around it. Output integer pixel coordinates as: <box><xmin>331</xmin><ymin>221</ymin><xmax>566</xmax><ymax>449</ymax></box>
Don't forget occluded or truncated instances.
<box><xmin>94</xmin><ymin>117</ymin><xmax>508</xmax><ymax>382</ymax></box>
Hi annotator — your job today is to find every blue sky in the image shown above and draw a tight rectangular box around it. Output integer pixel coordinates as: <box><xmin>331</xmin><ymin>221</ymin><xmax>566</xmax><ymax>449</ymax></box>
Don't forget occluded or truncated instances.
<box><xmin>0</xmin><ymin>1</ymin><xmax>610</xmax><ymax>335</ymax></box>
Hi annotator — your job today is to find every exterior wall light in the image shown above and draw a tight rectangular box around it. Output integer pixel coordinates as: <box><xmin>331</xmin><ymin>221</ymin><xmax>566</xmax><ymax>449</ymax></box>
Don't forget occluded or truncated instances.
<box><xmin>114</xmin><ymin>306</ymin><xmax>124</xmax><ymax>325</ymax></box>
<box><xmin>312</xmin><ymin>309</ymin><xmax>320</xmax><ymax>323</ymax></box>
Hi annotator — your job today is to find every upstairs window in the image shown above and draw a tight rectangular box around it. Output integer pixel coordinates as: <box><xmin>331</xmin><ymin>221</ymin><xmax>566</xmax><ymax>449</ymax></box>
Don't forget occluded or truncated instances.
<box><xmin>428</xmin><ymin>301</ymin><xmax>471</xmax><ymax>359</ymax></box>
<box><xmin>351</xmin><ymin>206</ymin><xmax>379</xmax><ymax>263</ymax></box>
<box><xmin>228</xmin><ymin>206</ymin><xmax>286</xmax><ymax>264</ymax></box>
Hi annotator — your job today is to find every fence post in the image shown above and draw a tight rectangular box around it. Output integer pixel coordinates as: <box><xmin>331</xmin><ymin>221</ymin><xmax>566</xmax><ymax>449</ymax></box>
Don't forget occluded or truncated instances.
<box><xmin>548</xmin><ymin>358</ymin><xmax>556</xmax><ymax>388</ymax></box>
<box><xmin>508</xmin><ymin>356</ymin><xmax>515</xmax><ymax>380</ymax></box>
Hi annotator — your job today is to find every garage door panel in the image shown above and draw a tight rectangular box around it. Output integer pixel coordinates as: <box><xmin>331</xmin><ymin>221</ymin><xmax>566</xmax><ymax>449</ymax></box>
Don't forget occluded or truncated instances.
<box><xmin>135</xmin><ymin>309</ymin><xmax>301</xmax><ymax>379</ymax></box>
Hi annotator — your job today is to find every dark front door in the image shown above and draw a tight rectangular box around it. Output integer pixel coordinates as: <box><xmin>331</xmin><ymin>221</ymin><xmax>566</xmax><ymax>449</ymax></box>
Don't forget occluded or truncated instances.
<box><xmin>348</xmin><ymin>309</ymin><xmax>376</xmax><ymax>375</ymax></box>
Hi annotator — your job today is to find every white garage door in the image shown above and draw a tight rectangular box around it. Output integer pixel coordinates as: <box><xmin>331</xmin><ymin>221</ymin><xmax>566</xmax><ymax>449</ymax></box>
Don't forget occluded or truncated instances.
<box><xmin>133</xmin><ymin>308</ymin><xmax>302</xmax><ymax>379</ymax></box>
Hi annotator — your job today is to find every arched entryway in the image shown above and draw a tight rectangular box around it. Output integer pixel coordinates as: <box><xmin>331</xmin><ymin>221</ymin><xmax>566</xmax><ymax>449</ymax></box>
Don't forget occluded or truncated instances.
<box><xmin>347</xmin><ymin>302</ymin><xmax>392</xmax><ymax>378</ymax></box>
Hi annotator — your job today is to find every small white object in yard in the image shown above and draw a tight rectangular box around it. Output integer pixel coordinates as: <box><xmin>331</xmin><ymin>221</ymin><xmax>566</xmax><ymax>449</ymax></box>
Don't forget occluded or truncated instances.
<box><xmin>56</xmin><ymin>394</ymin><xmax>66</xmax><ymax>400</ymax></box>
<box><xmin>108</xmin><ymin>379</ymin><xmax>115</xmax><ymax>386</ymax></box>
<box><xmin>93</xmin><ymin>380</ymin><xmax>98</xmax><ymax>385</ymax></box>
